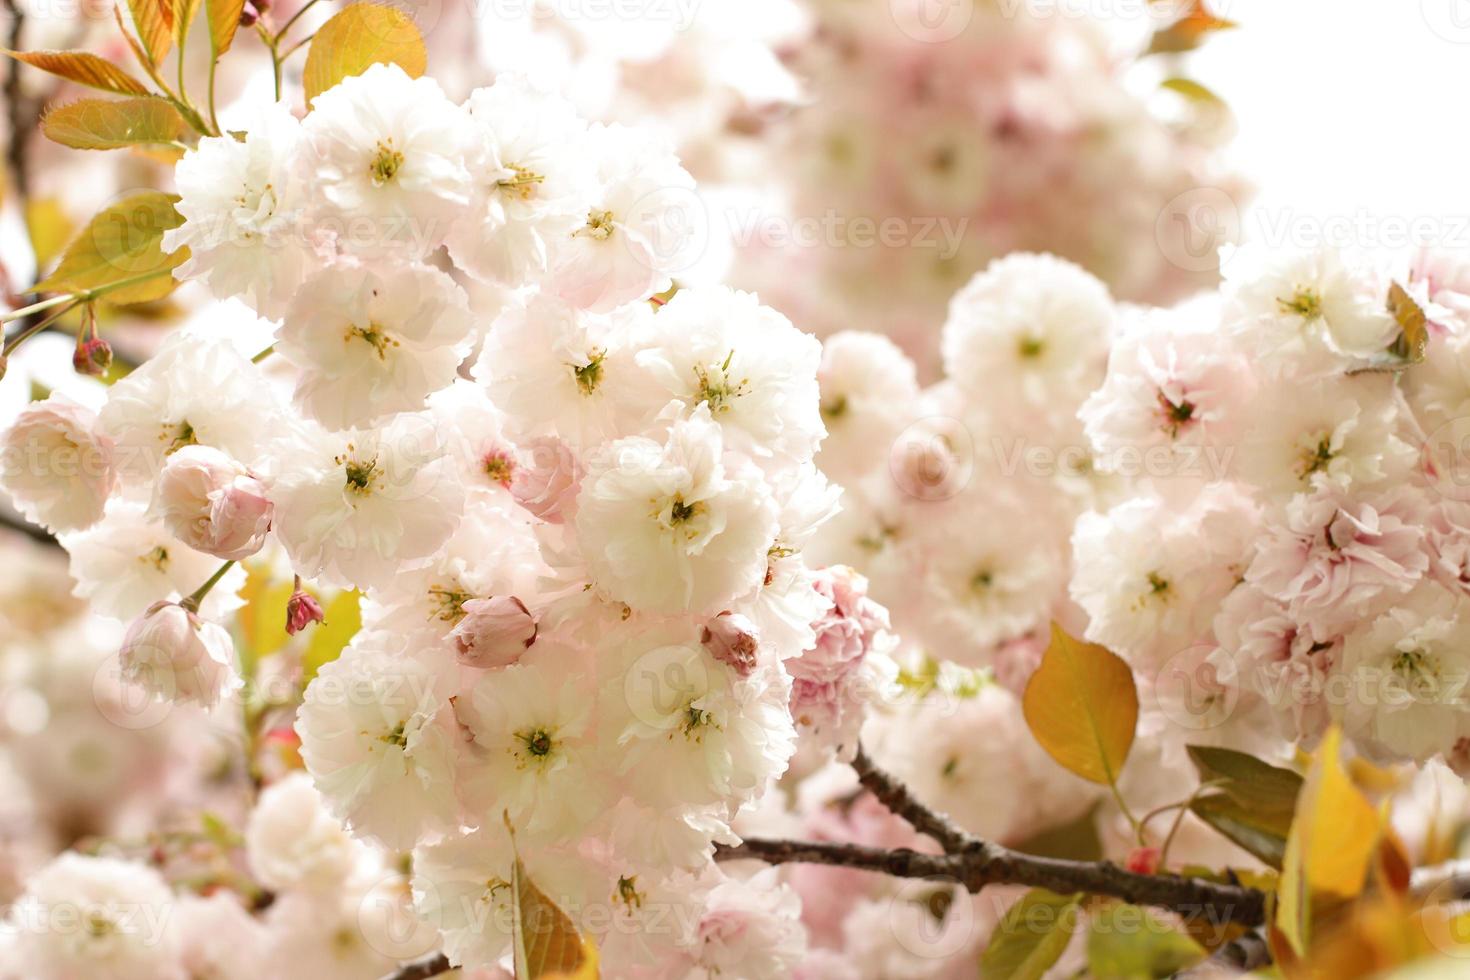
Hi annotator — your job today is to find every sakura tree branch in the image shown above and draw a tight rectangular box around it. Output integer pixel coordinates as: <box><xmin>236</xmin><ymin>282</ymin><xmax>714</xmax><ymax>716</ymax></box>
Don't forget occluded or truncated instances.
<box><xmin>377</xmin><ymin>953</ymin><xmax>450</xmax><ymax>980</ymax></box>
<box><xmin>717</xmin><ymin>837</ymin><xmax>1268</xmax><ymax>926</ymax></box>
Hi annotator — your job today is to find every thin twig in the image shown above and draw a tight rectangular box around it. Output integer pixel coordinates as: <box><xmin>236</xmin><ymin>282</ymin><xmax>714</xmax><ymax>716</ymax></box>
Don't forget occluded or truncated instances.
<box><xmin>850</xmin><ymin>744</ymin><xmax>971</xmax><ymax>852</ymax></box>
<box><xmin>377</xmin><ymin>953</ymin><xmax>450</xmax><ymax>980</ymax></box>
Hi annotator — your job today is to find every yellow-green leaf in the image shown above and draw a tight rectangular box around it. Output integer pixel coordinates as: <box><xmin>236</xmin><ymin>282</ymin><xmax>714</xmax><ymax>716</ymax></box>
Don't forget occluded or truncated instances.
<box><xmin>980</xmin><ymin>890</ymin><xmax>1081</xmax><ymax>980</ymax></box>
<box><xmin>301</xmin><ymin>590</ymin><xmax>361</xmax><ymax>684</ymax></box>
<box><xmin>302</xmin><ymin>3</ymin><xmax>427</xmax><ymax>105</ymax></box>
<box><xmin>506</xmin><ymin>815</ymin><xmax>598</xmax><ymax>979</ymax></box>
<box><xmin>3</xmin><ymin>49</ymin><xmax>151</xmax><ymax>96</ymax></box>
<box><xmin>34</xmin><ymin>191</ymin><xmax>187</xmax><ymax>305</ymax></box>
<box><xmin>42</xmin><ymin>97</ymin><xmax>185</xmax><ymax>150</ymax></box>
<box><xmin>206</xmin><ymin>0</ymin><xmax>247</xmax><ymax>58</ymax></box>
<box><xmin>1277</xmin><ymin>727</ymin><xmax>1380</xmax><ymax>956</ymax></box>
<box><xmin>125</xmin><ymin>0</ymin><xmax>175</xmax><ymax>65</ymax></box>
<box><xmin>1086</xmin><ymin>902</ymin><xmax>1206</xmax><ymax>979</ymax></box>
<box><xmin>1022</xmin><ymin>624</ymin><xmax>1138</xmax><ymax>786</ymax></box>
<box><xmin>1190</xmin><ymin>794</ymin><xmax>1292</xmax><ymax>869</ymax></box>
<box><xmin>1161</xmin><ymin>77</ymin><xmax>1224</xmax><ymax>107</ymax></box>
<box><xmin>24</xmin><ymin>196</ymin><xmax>74</xmax><ymax>268</ymax></box>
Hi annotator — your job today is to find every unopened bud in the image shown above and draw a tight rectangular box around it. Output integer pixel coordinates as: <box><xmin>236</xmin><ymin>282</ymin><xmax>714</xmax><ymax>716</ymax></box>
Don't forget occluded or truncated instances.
<box><xmin>72</xmin><ymin>337</ymin><xmax>112</xmax><ymax>377</ymax></box>
<box><xmin>451</xmin><ymin>595</ymin><xmax>537</xmax><ymax>668</ymax></box>
<box><xmin>285</xmin><ymin>589</ymin><xmax>325</xmax><ymax>635</ymax></box>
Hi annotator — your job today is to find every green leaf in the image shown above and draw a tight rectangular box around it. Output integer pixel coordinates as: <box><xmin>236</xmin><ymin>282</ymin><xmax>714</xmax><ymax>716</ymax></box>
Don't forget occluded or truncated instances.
<box><xmin>1086</xmin><ymin>903</ymin><xmax>1206</xmax><ymax>979</ymax></box>
<box><xmin>3</xmin><ymin>49</ymin><xmax>151</xmax><ymax>96</ymax></box>
<box><xmin>41</xmin><ymin>97</ymin><xmax>185</xmax><ymax>150</ymax></box>
<box><xmin>1187</xmin><ymin>746</ymin><xmax>1304</xmax><ymax>807</ymax></box>
<box><xmin>1186</xmin><ymin>746</ymin><xmax>1303</xmax><ymax>869</ymax></box>
<box><xmin>206</xmin><ymin>0</ymin><xmax>247</xmax><ymax>59</ymax></box>
<box><xmin>1189</xmin><ymin>795</ymin><xmax>1291</xmax><ymax>869</ymax></box>
<box><xmin>301</xmin><ymin>590</ymin><xmax>361</xmax><ymax>684</ymax></box>
<box><xmin>125</xmin><ymin>0</ymin><xmax>175</xmax><ymax>65</ymax></box>
<box><xmin>1012</xmin><ymin>802</ymin><xmax>1103</xmax><ymax>862</ymax></box>
<box><xmin>201</xmin><ymin>810</ymin><xmax>242</xmax><ymax>848</ymax></box>
<box><xmin>1022</xmin><ymin>624</ymin><xmax>1138</xmax><ymax>786</ymax></box>
<box><xmin>506</xmin><ymin>815</ymin><xmax>599</xmax><ymax>979</ymax></box>
<box><xmin>34</xmin><ymin>191</ymin><xmax>187</xmax><ymax>305</ymax></box>
<box><xmin>302</xmin><ymin>3</ymin><xmax>427</xmax><ymax>105</ymax></box>
<box><xmin>980</xmin><ymin>890</ymin><xmax>1081</xmax><ymax>980</ymax></box>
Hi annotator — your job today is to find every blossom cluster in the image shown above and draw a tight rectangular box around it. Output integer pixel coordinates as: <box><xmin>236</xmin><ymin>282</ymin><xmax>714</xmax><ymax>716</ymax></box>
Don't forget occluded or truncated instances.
<box><xmin>731</xmin><ymin>0</ymin><xmax>1243</xmax><ymax>374</ymax></box>
<box><xmin>1071</xmin><ymin>244</ymin><xmax>1470</xmax><ymax>769</ymax></box>
<box><xmin>0</xmin><ymin>61</ymin><xmax>900</xmax><ymax>977</ymax></box>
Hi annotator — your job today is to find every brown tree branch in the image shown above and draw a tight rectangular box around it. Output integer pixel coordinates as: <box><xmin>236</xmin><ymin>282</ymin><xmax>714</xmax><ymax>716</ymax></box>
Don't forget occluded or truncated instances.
<box><xmin>850</xmin><ymin>744</ymin><xmax>971</xmax><ymax>852</ymax></box>
<box><xmin>717</xmin><ymin>836</ymin><xmax>1267</xmax><ymax>927</ymax></box>
<box><xmin>377</xmin><ymin>953</ymin><xmax>450</xmax><ymax>980</ymax></box>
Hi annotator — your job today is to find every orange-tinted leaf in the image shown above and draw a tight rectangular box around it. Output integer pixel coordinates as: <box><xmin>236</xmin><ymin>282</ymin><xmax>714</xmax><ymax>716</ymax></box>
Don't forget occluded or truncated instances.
<box><xmin>1146</xmin><ymin>1</ymin><xmax>1236</xmax><ymax>55</ymax></box>
<box><xmin>1022</xmin><ymin>624</ymin><xmax>1138</xmax><ymax>786</ymax></box>
<box><xmin>302</xmin><ymin>3</ymin><xmax>426</xmax><ymax>105</ymax></box>
<box><xmin>125</xmin><ymin>0</ymin><xmax>175</xmax><ymax>65</ymax></box>
<box><xmin>4</xmin><ymin>49</ymin><xmax>151</xmax><ymax>96</ymax></box>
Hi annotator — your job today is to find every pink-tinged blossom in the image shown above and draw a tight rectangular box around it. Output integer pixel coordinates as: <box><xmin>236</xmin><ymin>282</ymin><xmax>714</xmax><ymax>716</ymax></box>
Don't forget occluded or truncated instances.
<box><xmin>1246</xmin><ymin>486</ymin><xmax>1429</xmax><ymax>644</ymax></box>
<box><xmin>150</xmin><ymin>445</ymin><xmax>273</xmax><ymax>561</ymax></box>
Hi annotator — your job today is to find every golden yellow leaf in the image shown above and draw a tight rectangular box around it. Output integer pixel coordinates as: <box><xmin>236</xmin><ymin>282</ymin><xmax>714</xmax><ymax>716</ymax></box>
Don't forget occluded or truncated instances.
<box><xmin>1021</xmin><ymin>624</ymin><xmax>1138</xmax><ymax>786</ymax></box>
<box><xmin>3</xmin><ymin>49</ymin><xmax>151</xmax><ymax>96</ymax></box>
<box><xmin>205</xmin><ymin>0</ymin><xmax>247</xmax><ymax>58</ymax></box>
<box><xmin>1386</xmin><ymin>282</ymin><xmax>1430</xmax><ymax>365</ymax></box>
<box><xmin>1276</xmin><ymin>727</ymin><xmax>1380</xmax><ymax>956</ymax></box>
<box><xmin>301</xmin><ymin>4</ymin><xmax>427</xmax><ymax>106</ymax></box>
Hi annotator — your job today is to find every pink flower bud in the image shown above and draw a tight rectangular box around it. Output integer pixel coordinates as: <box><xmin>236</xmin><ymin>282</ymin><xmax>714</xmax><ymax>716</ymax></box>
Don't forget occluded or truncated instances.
<box><xmin>509</xmin><ymin>436</ymin><xmax>581</xmax><ymax>524</ymax></box>
<box><xmin>701</xmin><ymin>611</ymin><xmax>760</xmax><ymax>676</ymax></box>
<box><xmin>1125</xmin><ymin>847</ymin><xmax>1161</xmax><ymax>876</ymax></box>
<box><xmin>72</xmin><ymin>337</ymin><xmax>112</xmax><ymax>377</ymax></box>
<box><xmin>238</xmin><ymin>3</ymin><xmax>258</xmax><ymax>25</ymax></box>
<box><xmin>285</xmin><ymin>589</ymin><xmax>326</xmax><ymax>635</ymax></box>
<box><xmin>451</xmin><ymin>595</ymin><xmax>537</xmax><ymax>668</ymax></box>
<box><xmin>152</xmin><ymin>445</ymin><xmax>273</xmax><ymax>561</ymax></box>
<box><xmin>120</xmin><ymin>601</ymin><xmax>241</xmax><ymax>709</ymax></box>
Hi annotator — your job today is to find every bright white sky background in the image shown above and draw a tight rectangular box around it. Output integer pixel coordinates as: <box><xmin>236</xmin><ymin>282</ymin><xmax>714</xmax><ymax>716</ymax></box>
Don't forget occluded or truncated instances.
<box><xmin>1192</xmin><ymin>0</ymin><xmax>1470</xmax><ymax>249</ymax></box>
